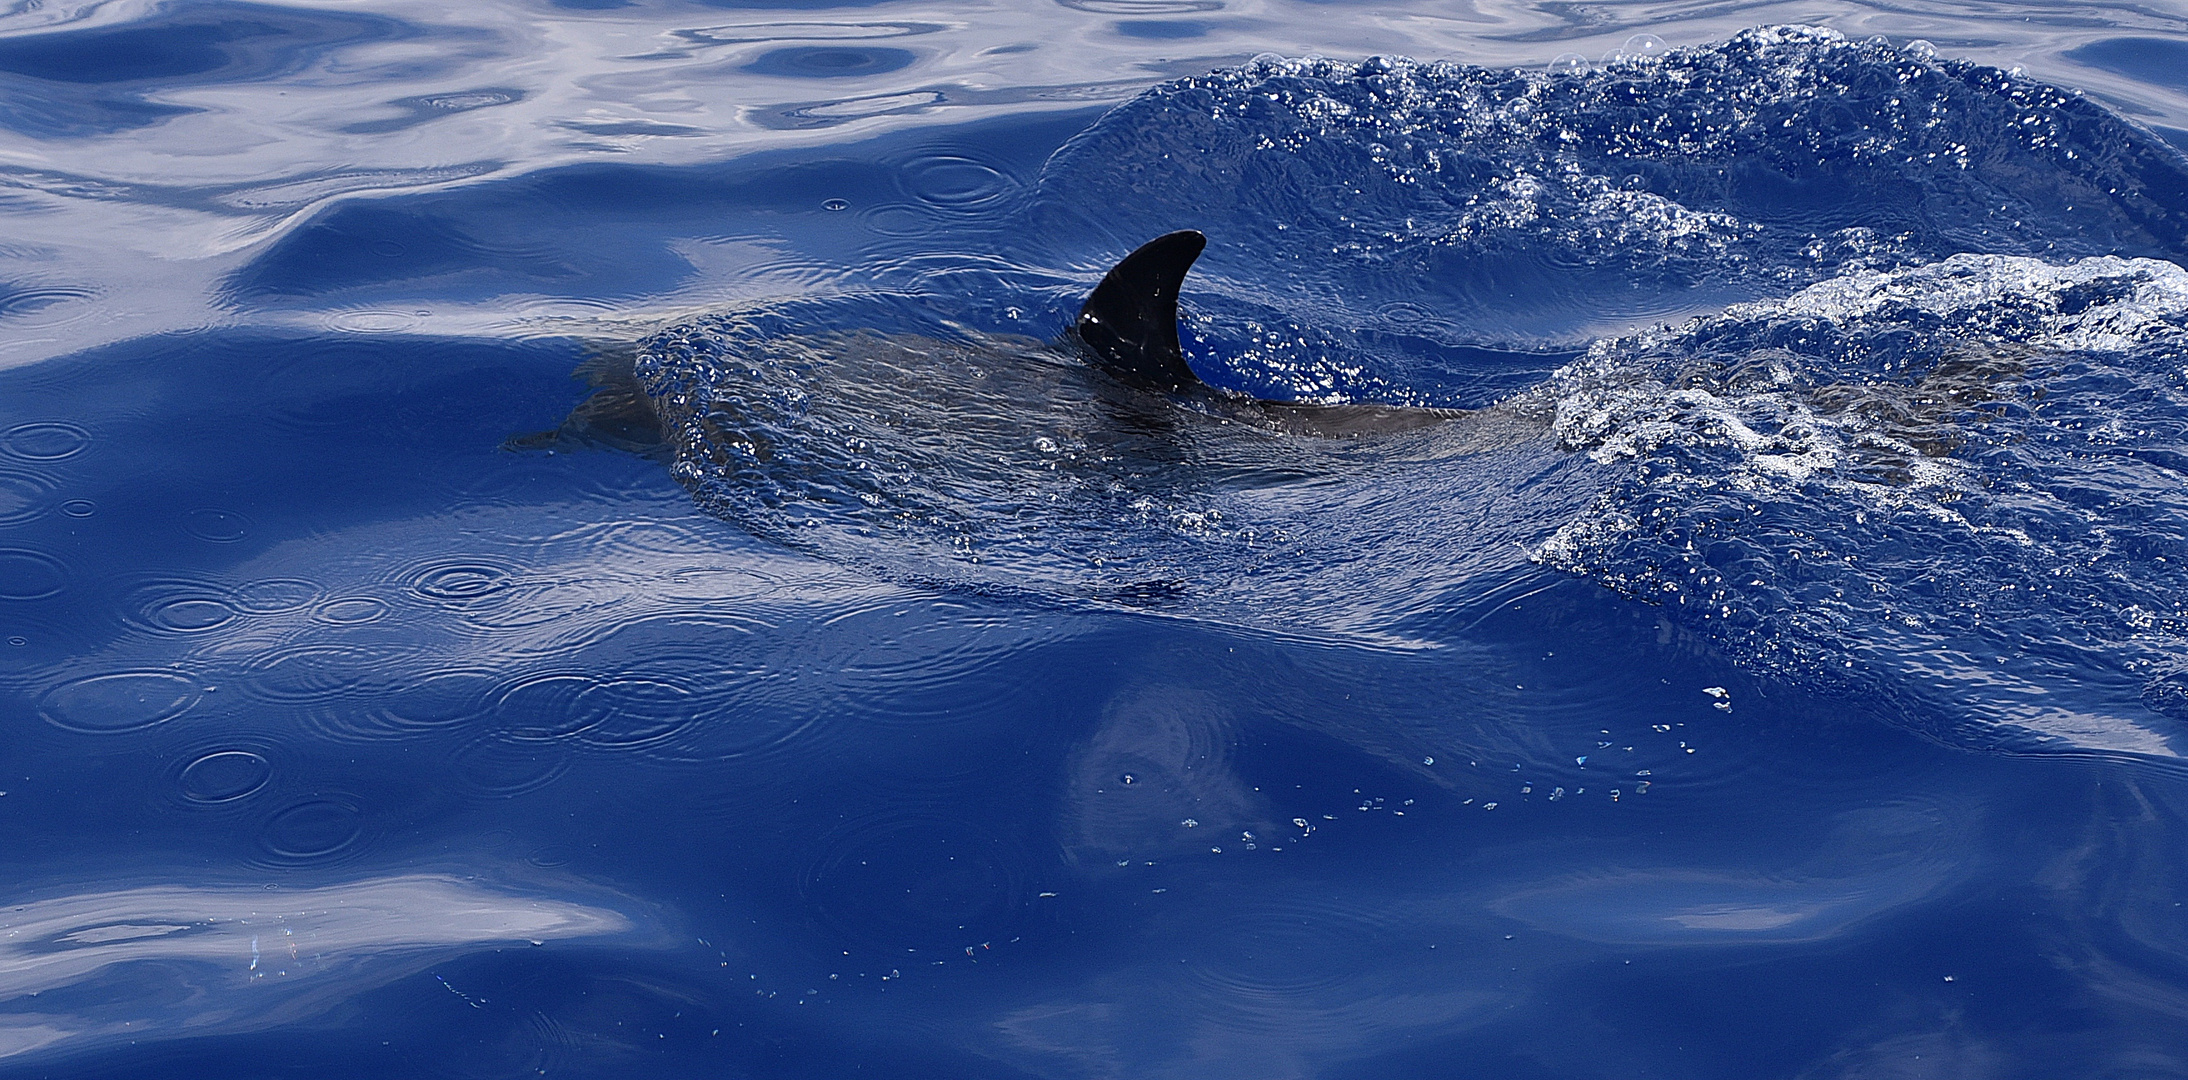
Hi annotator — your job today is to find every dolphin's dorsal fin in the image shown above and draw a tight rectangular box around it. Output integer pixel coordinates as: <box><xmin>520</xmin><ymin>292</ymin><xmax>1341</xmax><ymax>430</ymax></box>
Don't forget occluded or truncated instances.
<box><xmin>1075</xmin><ymin>230</ymin><xmax>1206</xmax><ymax>393</ymax></box>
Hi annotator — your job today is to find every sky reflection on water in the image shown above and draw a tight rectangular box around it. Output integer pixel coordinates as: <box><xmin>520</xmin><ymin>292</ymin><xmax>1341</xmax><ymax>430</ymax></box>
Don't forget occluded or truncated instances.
<box><xmin>3</xmin><ymin>0</ymin><xmax>2187</xmax><ymax>366</ymax></box>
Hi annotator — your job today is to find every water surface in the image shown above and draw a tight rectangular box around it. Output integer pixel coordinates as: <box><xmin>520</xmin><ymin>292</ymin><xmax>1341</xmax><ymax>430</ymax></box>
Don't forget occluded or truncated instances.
<box><xmin>5</xmin><ymin>2</ymin><xmax>2188</xmax><ymax>1077</ymax></box>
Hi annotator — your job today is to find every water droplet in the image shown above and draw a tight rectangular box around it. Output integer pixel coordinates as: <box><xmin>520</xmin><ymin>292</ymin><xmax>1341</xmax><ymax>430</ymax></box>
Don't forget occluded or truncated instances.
<box><xmin>822</xmin><ymin>198</ymin><xmax>850</xmax><ymax>211</ymax></box>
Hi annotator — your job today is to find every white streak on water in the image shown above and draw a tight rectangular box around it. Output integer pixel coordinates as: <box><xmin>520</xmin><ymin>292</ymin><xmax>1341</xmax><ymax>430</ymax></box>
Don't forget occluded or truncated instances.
<box><xmin>0</xmin><ymin>874</ymin><xmax>634</xmax><ymax>1062</ymax></box>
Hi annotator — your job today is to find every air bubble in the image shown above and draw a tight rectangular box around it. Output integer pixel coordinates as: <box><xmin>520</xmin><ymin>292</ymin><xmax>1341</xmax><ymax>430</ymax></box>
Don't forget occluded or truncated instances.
<box><xmin>1547</xmin><ymin>53</ymin><xmax>1589</xmax><ymax>76</ymax></box>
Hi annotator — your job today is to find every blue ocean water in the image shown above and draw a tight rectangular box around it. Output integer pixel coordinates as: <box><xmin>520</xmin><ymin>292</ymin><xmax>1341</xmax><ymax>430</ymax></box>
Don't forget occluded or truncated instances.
<box><xmin>5</xmin><ymin>2</ymin><xmax>2188</xmax><ymax>1076</ymax></box>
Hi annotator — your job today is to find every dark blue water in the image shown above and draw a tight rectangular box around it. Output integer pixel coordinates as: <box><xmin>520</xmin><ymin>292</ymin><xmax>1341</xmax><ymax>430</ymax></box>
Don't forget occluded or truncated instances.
<box><xmin>7</xmin><ymin>5</ymin><xmax>2188</xmax><ymax>1077</ymax></box>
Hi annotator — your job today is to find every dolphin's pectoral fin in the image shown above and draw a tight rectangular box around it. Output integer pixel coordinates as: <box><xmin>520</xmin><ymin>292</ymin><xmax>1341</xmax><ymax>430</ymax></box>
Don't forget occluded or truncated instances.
<box><xmin>1074</xmin><ymin>229</ymin><xmax>1207</xmax><ymax>393</ymax></box>
<box><xmin>505</xmin><ymin>349</ymin><xmax>669</xmax><ymax>459</ymax></box>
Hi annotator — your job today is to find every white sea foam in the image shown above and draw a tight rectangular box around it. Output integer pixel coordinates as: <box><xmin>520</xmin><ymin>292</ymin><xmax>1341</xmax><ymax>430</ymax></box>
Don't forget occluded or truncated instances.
<box><xmin>1528</xmin><ymin>253</ymin><xmax>2188</xmax><ymax>755</ymax></box>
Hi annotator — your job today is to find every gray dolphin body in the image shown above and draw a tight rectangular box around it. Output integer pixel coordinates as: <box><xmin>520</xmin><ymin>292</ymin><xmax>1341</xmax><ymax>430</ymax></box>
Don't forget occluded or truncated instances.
<box><xmin>531</xmin><ymin>231</ymin><xmax>1469</xmax><ymax>460</ymax></box>
<box><xmin>522</xmin><ymin>232</ymin><xmax>1533</xmax><ymax>595</ymax></box>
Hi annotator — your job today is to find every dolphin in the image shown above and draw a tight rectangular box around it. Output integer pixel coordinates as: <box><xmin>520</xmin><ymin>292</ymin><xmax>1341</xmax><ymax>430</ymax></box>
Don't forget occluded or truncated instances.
<box><xmin>516</xmin><ymin>231</ymin><xmax>1548</xmax><ymax>604</ymax></box>
<box><xmin>523</xmin><ymin>230</ymin><xmax>1473</xmax><ymax>460</ymax></box>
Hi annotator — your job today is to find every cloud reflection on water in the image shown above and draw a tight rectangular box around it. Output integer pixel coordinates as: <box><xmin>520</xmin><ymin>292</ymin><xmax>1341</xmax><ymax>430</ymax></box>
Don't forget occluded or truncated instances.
<box><xmin>0</xmin><ymin>0</ymin><xmax>2180</xmax><ymax>367</ymax></box>
<box><xmin>0</xmin><ymin>873</ymin><xmax>634</xmax><ymax>1061</ymax></box>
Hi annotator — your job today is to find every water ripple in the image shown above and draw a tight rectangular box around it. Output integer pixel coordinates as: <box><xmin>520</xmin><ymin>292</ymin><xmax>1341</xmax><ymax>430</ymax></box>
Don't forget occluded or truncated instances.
<box><xmin>119</xmin><ymin>578</ymin><xmax>239</xmax><ymax>634</ymax></box>
<box><xmin>314</xmin><ymin>596</ymin><xmax>391</xmax><ymax>625</ymax></box>
<box><xmin>374</xmin><ymin>668</ymin><xmax>504</xmax><ymax>732</ymax></box>
<box><xmin>241</xmin><ymin>640</ymin><xmax>420</xmax><ymax>707</ymax></box>
<box><xmin>254</xmin><ymin>797</ymin><xmax>368</xmax><ymax>867</ymax></box>
<box><xmin>0</xmin><ymin>285</ymin><xmax>98</xmax><ymax>328</ymax></box>
<box><xmin>856</xmin><ymin>201</ymin><xmax>938</xmax><ymax>237</ymax></box>
<box><xmin>39</xmin><ymin>671</ymin><xmax>200</xmax><ymax>734</ymax></box>
<box><xmin>0</xmin><ymin>547</ymin><xmax>66</xmax><ymax>599</ymax></box>
<box><xmin>232</xmin><ymin>578</ymin><xmax>324</xmax><ymax>614</ymax></box>
<box><xmin>178</xmin><ymin>750</ymin><xmax>274</xmax><ymax>804</ymax></box>
<box><xmin>323</xmin><ymin>309</ymin><xmax>422</xmax><ymax>334</ymax></box>
<box><xmin>899</xmin><ymin>152</ymin><xmax>1017</xmax><ymax>211</ymax></box>
<box><xmin>180</xmin><ymin>507</ymin><xmax>252</xmax><ymax>544</ymax></box>
<box><xmin>496</xmin><ymin>672</ymin><xmax>605</xmax><ymax>742</ymax></box>
<box><xmin>409</xmin><ymin>560</ymin><xmax>518</xmax><ymax>603</ymax></box>
<box><xmin>0</xmin><ymin>421</ymin><xmax>90</xmax><ymax>460</ymax></box>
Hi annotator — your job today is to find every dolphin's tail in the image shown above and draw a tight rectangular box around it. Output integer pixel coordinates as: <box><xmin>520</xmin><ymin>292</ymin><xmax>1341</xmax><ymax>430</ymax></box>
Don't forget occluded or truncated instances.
<box><xmin>1073</xmin><ymin>230</ymin><xmax>1207</xmax><ymax>393</ymax></box>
